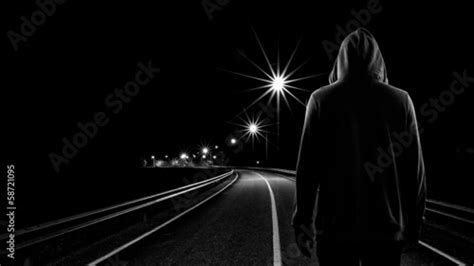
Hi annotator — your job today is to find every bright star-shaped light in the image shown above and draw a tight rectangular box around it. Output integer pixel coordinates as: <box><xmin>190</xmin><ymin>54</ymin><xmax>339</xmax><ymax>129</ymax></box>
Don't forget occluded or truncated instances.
<box><xmin>230</xmin><ymin>111</ymin><xmax>271</xmax><ymax>147</ymax></box>
<box><xmin>271</xmin><ymin>75</ymin><xmax>286</xmax><ymax>92</ymax></box>
<box><xmin>249</xmin><ymin>123</ymin><xmax>258</xmax><ymax>134</ymax></box>
<box><xmin>226</xmin><ymin>30</ymin><xmax>327</xmax><ymax>126</ymax></box>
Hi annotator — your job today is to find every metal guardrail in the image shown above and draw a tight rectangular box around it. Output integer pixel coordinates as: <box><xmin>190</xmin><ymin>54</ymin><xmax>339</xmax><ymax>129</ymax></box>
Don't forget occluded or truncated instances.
<box><xmin>0</xmin><ymin>170</ymin><xmax>234</xmax><ymax>254</ymax></box>
<box><xmin>425</xmin><ymin>199</ymin><xmax>474</xmax><ymax>225</ymax></box>
<box><xmin>244</xmin><ymin>166</ymin><xmax>296</xmax><ymax>176</ymax></box>
<box><xmin>88</xmin><ymin>172</ymin><xmax>240</xmax><ymax>265</ymax></box>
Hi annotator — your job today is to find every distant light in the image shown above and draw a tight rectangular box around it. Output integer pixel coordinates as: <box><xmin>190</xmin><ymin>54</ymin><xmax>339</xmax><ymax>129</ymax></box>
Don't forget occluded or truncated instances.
<box><xmin>164</xmin><ymin>155</ymin><xmax>169</xmax><ymax>159</ymax></box>
<box><xmin>234</xmin><ymin>112</ymin><xmax>268</xmax><ymax>145</ymax></box>
<box><xmin>212</xmin><ymin>155</ymin><xmax>217</xmax><ymax>159</ymax></box>
<box><xmin>249</xmin><ymin>124</ymin><xmax>258</xmax><ymax>134</ymax></box>
<box><xmin>202</xmin><ymin>147</ymin><xmax>209</xmax><ymax>154</ymax></box>
<box><xmin>256</xmin><ymin>160</ymin><xmax>260</xmax><ymax>165</ymax></box>
<box><xmin>192</xmin><ymin>154</ymin><xmax>196</xmax><ymax>158</ymax></box>
<box><xmin>151</xmin><ymin>155</ymin><xmax>155</xmax><ymax>159</ymax></box>
<box><xmin>230</xmin><ymin>138</ymin><xmax>237</xmax><ymax>144</ymax></box>
<box><xmin>202</xmin><ymin>155</ymin><xmax>206</xmax><ymax>159</ymax></box>
<box><xmin>180</xmin><ymin>153</ymin><xmax>188</xmax><ymax>160</ymax></box>
<box><xmin>214</xmin><ymin>145</ymin><xmax>219</xmax><ymax>149</ymax></box>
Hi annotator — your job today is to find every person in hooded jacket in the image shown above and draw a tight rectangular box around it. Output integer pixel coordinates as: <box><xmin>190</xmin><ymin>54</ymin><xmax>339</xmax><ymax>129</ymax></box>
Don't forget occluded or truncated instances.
<box><xmin>292</xmin><ymin>28</ymin><xmax>426</xmax><ymax>266</ymax></box>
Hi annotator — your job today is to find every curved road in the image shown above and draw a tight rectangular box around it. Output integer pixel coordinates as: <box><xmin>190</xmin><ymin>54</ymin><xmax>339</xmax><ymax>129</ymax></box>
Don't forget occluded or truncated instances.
<box><xmin>118</xmin><ymin>170</ymin><xmax>452</xmax><ymax>265</ymax></box>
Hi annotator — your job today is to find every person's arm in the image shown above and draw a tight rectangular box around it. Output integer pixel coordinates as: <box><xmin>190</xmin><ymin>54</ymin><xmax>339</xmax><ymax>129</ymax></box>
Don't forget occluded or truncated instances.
<box><xmin>292</xmin><ymin>95</ymin><xmax>320</xmax><ymax>231</ymax></box>
<box><xmin>402</xmin><ymin>93</ymin><xmax>427</xmax><ymax>242</ymax></box>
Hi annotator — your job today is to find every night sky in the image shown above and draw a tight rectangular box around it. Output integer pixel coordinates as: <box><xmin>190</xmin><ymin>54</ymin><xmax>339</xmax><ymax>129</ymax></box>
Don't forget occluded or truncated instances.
<box><xmin>3</xmin><ymin>0</ymin><xmax>474</xmax><ymax>206</ymax></box>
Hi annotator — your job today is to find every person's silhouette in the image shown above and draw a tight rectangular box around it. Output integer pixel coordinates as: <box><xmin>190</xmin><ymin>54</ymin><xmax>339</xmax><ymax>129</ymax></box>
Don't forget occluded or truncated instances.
<box><xmin>292</xmin><ymin>28</ymin><xmax>426</xmax><ymax>266</ymax></box>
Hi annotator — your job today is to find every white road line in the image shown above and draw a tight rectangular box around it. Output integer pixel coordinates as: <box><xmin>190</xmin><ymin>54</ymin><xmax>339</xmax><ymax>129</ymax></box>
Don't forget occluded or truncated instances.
<box><xmin>88</xmin><ymin>173</ymin><xmax>239</xmax><ymax>266</ymax></box>
<box><xmin>418</xmin><ymin>241</ymin><xmax>466</xmax><ymax>265</ymax></box>
<box><xmin>255</xmin><ymin>172</ymin><xmax>282</xmax><ymax>266</ymax></box>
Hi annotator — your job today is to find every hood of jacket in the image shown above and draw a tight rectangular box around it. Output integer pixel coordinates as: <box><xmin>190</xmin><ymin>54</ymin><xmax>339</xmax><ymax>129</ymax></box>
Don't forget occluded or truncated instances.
<box><xmin>328</xmin><ymin>28</ymin><xmax>388</xmax><ymax>84</ymax></box>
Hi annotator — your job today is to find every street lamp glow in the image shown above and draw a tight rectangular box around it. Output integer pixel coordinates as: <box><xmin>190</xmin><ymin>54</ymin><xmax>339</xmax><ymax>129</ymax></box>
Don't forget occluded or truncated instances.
<box><xmin>151</xmin><ymin>155</ymin><xmax>155</xmax><ymax>159</ymax></box>
<box><xmin>202</xmin><ymin>147</ymin><xmax>209</xmax><ymax>154</ymax></box>
<box><xmin>231</xmin><ymin>112</ymin><xmax>269</xmax><ymax>145</ymax></box>
<box><xmin>180</xmin><ymin>153</ymin><xmax>188</xmax><ymax>160</ymax></box>
<box><xmin>214</xmin><ymin>145</ymin><xmax>219</xmax><ymax>149</ymax></box>
<box><xmin>226</xmin><ymin>31</ymin><xmax>327</xmax><ymax>129</ymax></box>
<box><xmin>271</xmin><ymin>75</ymin><xmax>286</xmax><ymax>92</ymax></box>
<box><xmin>212</xmin><ymin>155</ymin><xmax>217</xmax><ymax>159</ymax></box>
<box><xmin>249</xmin><ymin>124</ymin><xmax>258</xmax><ymax>134</ymax></box>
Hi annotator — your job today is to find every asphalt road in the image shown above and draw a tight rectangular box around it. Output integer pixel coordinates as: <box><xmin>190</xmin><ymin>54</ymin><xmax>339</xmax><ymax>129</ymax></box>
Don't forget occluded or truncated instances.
<box><xmin>122</xmin><ymin>170</ymin><xmax>454</xmax><ymax>265</ymax></box>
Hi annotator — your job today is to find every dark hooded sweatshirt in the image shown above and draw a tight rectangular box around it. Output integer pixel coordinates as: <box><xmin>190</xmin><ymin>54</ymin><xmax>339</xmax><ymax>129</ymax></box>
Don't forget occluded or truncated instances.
<box><xmin>292</xmin><ymin>28</ymin><xmax>426</xmax><ymax>242</ymax></box>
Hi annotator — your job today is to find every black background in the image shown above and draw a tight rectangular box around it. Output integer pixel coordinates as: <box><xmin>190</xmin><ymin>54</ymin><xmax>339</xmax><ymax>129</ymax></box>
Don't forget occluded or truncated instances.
<box><xmin>3</xmin><ymin>0</ymin><xmax>474</xmax><ymax>219</ymax></box>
